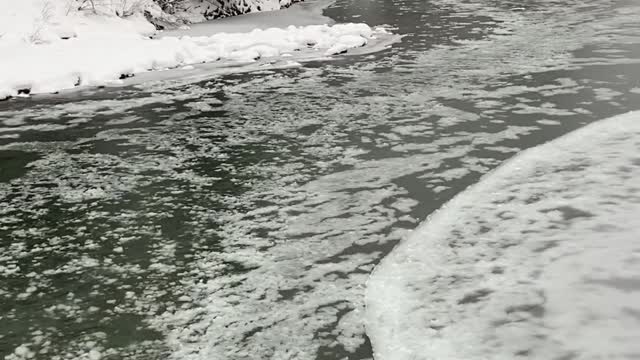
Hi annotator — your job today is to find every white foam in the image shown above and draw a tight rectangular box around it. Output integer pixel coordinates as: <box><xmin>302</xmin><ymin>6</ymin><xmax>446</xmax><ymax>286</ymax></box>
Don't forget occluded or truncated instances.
<box><xmin>365</xmin><ymin>111</ymin><xmax>640</xmax><ymax>360</ymax></box>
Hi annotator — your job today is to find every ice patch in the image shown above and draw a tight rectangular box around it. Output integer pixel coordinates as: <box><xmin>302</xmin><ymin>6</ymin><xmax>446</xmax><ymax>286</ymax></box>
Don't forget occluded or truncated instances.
<box><xmin>365</xmin><ymin>111</ymin><xmax>640</xmax><ymax>360</ymax></box>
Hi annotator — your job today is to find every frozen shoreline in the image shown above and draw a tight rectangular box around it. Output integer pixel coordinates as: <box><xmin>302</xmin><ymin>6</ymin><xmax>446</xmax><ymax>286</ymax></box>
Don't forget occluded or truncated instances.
<box><xmin>365</xmin><ymin>110</ymin><xmax>640</xmax><ymax>360</ymax></box>
<box><xmin>0</xmin><ymin>0</ymin><xmax>399</xmax><ymax>100</ymax></box>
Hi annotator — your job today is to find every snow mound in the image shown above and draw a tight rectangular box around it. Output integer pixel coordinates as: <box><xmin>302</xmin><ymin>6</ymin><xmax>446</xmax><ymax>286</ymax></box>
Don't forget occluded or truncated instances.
<box><xmin>365</xmin><ymin>111</ymin><xmax>640</xmax><ymax>360</ymax></box>
<box><xmin>0</xmin><ymin>23</ymin><xmax>386</xmax><ymax>98</ymax></box>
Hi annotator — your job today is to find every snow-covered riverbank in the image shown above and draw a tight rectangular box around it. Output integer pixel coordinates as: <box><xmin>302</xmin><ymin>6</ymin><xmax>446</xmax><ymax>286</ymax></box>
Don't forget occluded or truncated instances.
<box><xmin>0</xmin><ymin>0</ymin><xmax>396</xmax><ymax>99</ymax></box>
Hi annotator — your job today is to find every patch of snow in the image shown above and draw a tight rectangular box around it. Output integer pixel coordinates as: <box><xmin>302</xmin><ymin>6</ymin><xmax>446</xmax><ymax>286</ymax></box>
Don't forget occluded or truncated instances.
<box><xmin>365</xmin><ymin>111</ymin><xmax>640</xmax><ymax>360</ymax></box>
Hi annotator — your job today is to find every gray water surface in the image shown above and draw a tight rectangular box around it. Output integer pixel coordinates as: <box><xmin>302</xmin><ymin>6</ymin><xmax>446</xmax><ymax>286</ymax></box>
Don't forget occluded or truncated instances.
<box><xmin>1</xmin><ymin>0</ymin><xmax>640</xmax><ymax>359</ymax></box>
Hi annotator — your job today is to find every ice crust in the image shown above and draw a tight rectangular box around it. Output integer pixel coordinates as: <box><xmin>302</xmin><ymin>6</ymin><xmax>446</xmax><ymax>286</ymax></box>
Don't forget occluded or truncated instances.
<box><xmin>365</xmin><ymin>111</ymin><xmax>640</xmax><ymax>360</ymax></box>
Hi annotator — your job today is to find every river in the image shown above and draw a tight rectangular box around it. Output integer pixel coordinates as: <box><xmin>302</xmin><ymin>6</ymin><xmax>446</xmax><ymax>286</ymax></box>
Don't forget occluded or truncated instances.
<box><xmin>1</xmin><ymin>0</ymin><xmax>639</xmax><ymax>359</ymax></box>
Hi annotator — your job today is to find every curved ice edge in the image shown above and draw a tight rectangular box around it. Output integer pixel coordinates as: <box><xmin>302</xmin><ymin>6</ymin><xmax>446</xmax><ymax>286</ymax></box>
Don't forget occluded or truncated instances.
<box><xmin>365</xmin><ymin>111</ymin><xmax>640</xmax><ymax>360</ymax></box>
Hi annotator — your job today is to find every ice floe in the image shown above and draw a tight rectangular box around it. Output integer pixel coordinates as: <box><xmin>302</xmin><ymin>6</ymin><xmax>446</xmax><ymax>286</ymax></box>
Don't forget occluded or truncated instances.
<box><xmin>366</xmin><ymin>111</ymin><xmax>640</xmax><ymax>360</ymax></box>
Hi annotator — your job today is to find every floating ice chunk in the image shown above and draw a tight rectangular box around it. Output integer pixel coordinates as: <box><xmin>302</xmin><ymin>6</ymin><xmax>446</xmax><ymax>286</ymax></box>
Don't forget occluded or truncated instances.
<box><xmin>10</xmin><ymin>344</ymin><xmax>34</xmax><ymax>360</ymax></box>
<box><xmin>366</xmin><ymin>111</ymin><xmax>640</xmax><ymax>360</ymax></box>
<box><xmin>59</xmin><ymin>187</ymin><xmax>108</xmax><ymax>203</ymax></box>
<box><xmin>88</xmin><ymin>350</ymin><xmax>102</xmax><ymax>360</ymax></box>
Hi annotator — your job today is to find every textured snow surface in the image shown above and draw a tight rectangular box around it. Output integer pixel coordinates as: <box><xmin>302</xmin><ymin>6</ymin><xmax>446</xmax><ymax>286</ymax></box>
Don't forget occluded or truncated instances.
<box><xmin>366</xmin><ymin>111</ymin><xmax>640</xmax><ymax>360</ymax></box>
<box><xmin>0</xmin><ymin>22</ymin><xmax>385</xmax><ymax>98</ymax></box>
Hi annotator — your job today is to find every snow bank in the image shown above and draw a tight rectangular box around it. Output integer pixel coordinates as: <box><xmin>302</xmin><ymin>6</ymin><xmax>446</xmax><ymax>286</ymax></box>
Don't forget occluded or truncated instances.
<box><xmin>0</xmin><ymin>22</ymin><xmax>387</xmax><ymax>98</ymax></box>
<box><xmin>366</xmin><ymin>111</ymin><xmax>640</xmax><ymax>360</ymax></box>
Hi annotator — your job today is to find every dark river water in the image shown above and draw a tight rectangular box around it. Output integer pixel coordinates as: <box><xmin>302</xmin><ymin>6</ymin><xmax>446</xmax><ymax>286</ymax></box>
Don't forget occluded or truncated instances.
<box><xmin>1</xmin><ymin>0</ymin><xmax>640</xmax><ymax>359</ymax></box>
